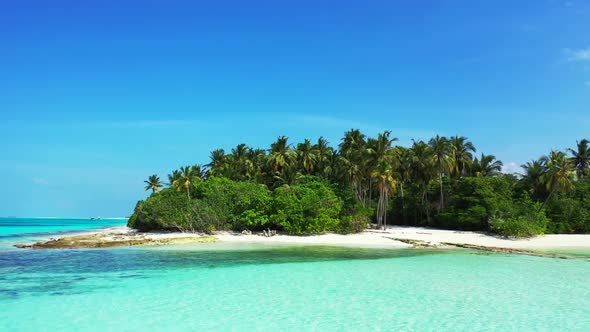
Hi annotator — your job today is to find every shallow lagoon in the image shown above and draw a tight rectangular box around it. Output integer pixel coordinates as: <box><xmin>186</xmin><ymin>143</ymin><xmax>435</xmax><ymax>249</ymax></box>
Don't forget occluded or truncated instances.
<box><xmin>1</xmin><ymin>245</ymin><xmax>589</xmax><ymax>331</ymax></box>
<box><xmin>1</xmin><ymin>219</ymin><xmax>589</xmax><ymax>331</ymax></box>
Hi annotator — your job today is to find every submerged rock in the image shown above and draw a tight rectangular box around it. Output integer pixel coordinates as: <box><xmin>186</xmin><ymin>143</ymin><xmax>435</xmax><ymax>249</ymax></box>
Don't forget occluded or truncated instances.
<box><xmin>383</xmin><ymin>237</ymin><xmax>439</xmax><ymax>248</ymax></box>
<box><xmin>439</xmin><ymin>242</ymin><xmax>580</xmax><ymax>259</ymax></box>
<box><xmin>15</xmin><ymin>233</ymin><xmax>216</xmax><ymax>250</ymax></box>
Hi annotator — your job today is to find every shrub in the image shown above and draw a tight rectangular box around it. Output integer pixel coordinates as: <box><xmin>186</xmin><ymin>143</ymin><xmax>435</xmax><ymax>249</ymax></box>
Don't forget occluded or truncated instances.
<box><xmin>127</xmin><ymin>188</ymin><xmax>193</xmax><ymax>231</ymax></box>
<box><xmin>270</xmin><ymin>181</ymin><xmax>343</xmax><ymax>234</ymax></box>
<box><xmin>491</xmin><ymin>214</ymin><xmax>547</xmax><ymax>238</ymax></box>
<box><xmin>544</xmin><ymin>177</ymin><xmax>590</xmax><ymax>234</ymax></box>
<box><xmin>490</xmin><ymin>197</ymin><xmax>548</xmax><ymax>237</ymax></box>
<box><xmin>194</xmin><ymin>177</ymin><xmax>272</xmax><ymax>231</ymax></box>
<box><xmin>436</xmin><ymin>176</ymin><xmax>513</xmax><ymax>231</ymax></box>
<box><xmin>338</xmin><ymin>211</ymin><xmax>370</xmax><ymax>234</ymax></box>
<box><xmin>437</xmin><ymin>205</ymin><xmax>488</xmax><ymax>231</ymax></box>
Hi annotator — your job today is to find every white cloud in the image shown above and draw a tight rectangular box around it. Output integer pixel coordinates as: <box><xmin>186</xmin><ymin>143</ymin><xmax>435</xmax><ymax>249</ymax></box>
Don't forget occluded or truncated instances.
<box><xmin>502</xmin><ymin>162</ymin><xmax>521</xmax><ymax>175</ymax></box>
<box><xmin>31</xmin><ymin>177</ymin><xmax>49</xmax><ymax>186</ymax></box>
<box><xmin>565</xmin><ymin>47</ymin><xmax>590</xmax><ymax>62</ymax></box>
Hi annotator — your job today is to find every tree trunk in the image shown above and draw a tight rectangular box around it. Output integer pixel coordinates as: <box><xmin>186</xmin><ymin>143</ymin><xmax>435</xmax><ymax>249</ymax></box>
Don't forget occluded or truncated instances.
<box><xmin>439</xmin><ymin>173</ymin><xmax>444</xmax><ymax>212</ymax></box>
<box><xmin>539</xmin><ymin>185</ymin><xmax>557</xmax><ymax>212</ymax></box>
<box><xmin>353</xmin><ymin>179</ymin><xmax>366</xmax><ymax>208</ymax></box>
<box><xmin>383</xmin><ymin>190</ymin><xmax>388</xmax><ymax>230</ymax></box>
<box><xmin>375</xmin><ymin>199</ymin><xmax>380</xmax><ymax>229</ymax></box>
<box><xmin>375</xmin><ymin>187</ymin><xmax>385</xmax><ymax>230</ymax></box>
<box><xmin>420</xmin><ymin>189</ymin><xmax>425</xmax><ymax>224</ymax></box>
<box><xmin>400</xmin><ymin>183</ymin><xmax>406</xmax><ymax>224</ymax></box>
<box><xmin>379</xmin><ymin>189</ymin><xmax>383</xmax><ymax>230</ymax></box>
<box><xmin>377</xmin><ymin>194</ymin><xmax>382</xmax><ymax>230</ymax></box>
<box><xmin>423</xmin><ymin>189</ymin><xmax>431</xmax><ymax>225</ymax></box>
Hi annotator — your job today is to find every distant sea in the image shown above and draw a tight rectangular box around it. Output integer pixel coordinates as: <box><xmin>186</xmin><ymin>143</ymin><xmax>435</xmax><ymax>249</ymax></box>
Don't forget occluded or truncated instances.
<box><xmin>0</xmin><ymin>218</ymin><xmax>589</xmax><ymax>331</ymax></box>
<box><xmin>0</xmin><ymin>217</ymin><xmax>128</xmax><ymax>245</ymax></box>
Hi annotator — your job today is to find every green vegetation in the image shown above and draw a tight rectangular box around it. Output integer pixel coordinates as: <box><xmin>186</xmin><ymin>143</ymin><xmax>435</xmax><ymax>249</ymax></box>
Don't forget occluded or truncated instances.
<box><xmin>130</xmin><ymin>177</ymin><xmax>351</xmax><ymax>234</ymax></box>
<box><xmin>270</xmin><ymin>180</ymin><xmax>342</xmax><ymax>234</ymax></box>
<box><xmin>130</xmin><ymin>130</ymin><xmax>590</xmax><ymax>237</ymax></box>
<box><xmin>143</xmin><ymin>175</ymin><xmax>163</xmax><ymax>193</ymax></box>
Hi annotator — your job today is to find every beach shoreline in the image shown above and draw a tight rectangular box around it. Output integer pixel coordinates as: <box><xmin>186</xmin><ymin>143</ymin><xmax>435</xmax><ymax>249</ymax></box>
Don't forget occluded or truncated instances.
<box><xmin>14</xmin><ymin>225</ymin><xmax>590</xmax><ymax>253</ymax></box>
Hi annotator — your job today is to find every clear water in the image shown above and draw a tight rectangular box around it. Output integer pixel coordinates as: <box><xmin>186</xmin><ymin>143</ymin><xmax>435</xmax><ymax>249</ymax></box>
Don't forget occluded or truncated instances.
<box><xmin>1</xmin><ymin>219</ymin><xmax>589</xmax><ymax>331</ymax></box>
<box><xmin>0</xmin><ymin>217</ymin><xmax>128</xmax><ymax>238</ymax></box>
<box><xmin>0</xmin><ymin>217</ymin><xmax>128</xmax><ymax>247</ymax></box>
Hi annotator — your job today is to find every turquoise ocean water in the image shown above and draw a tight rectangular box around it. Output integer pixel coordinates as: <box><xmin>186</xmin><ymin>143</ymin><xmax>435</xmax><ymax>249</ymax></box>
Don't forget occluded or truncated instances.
<box><xmin>1</xmin><ymin>218</ymin><xmax>589</xmax><ymax>331</ymax></box>
<box><xmin>0</xmin><ymin>217</ymin><xmax>128</xmax><ymax>245</ymax></box>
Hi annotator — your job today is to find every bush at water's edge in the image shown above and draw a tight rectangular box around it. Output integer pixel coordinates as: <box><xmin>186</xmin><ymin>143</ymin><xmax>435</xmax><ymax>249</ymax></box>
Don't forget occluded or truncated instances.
<box><xmin>128</xmin><ymin>177</ymin><xmax>369</xmax><ymax>235</ymax></box>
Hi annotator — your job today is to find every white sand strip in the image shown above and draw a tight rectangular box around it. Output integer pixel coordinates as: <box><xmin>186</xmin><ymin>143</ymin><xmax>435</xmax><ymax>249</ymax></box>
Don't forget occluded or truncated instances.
<box><xmin>374</xmin><ymin>226</ymin><xmax>590</xmax><ymax>249</ymax></box>
<box><xmin>213</xmin><ymin>231</ymin><xmax>411</xmax><ymax>248</ymax></box>
<box><xmin>88</xmin><ymin>226</ymin><xmax>590</xmax><ymax>250</ymax></box>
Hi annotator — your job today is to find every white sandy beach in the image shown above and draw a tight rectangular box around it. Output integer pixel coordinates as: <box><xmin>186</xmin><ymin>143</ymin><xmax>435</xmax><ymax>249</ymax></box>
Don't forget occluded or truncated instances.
<box><xmin>87</xmin><ymin>226</ymin><xmax>590</xmax><ymax>251</ymax></box>
<box><xmin>213</xmin><ymin>226</ymin><xmax>590</xmax><ymax>250</ymax></box>
<box><xmin>380</xmin><ymin>226</ymin><xmax>590</xmax><ymax>249</ymax></box>
<box><xmin>213</xmin><ymin>230</ymin><xmax>411</xmax><ymax>248</ymax></box>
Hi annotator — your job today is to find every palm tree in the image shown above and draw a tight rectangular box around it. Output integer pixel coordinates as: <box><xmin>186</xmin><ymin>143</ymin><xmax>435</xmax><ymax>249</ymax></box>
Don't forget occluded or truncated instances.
<box><xmin>271</xmin><ymin>167</ymin><xmax>300</xmax><ymax>188</ymax></box>
<box><xmin>296</xmin><ymin>139</ymin><xmax>318</xmax><ymax>174</ymax></box>
<box><xmin>409</xmin><ymin>140</ymin><xmax>435</xmax><ymax>223</ymax></box>
<box><xmin>231</xmin><ymin>144</ymin><xmax>253</xmax><ymax>180</ymax></box>
<box><xmin>428</xmin><ymin>135</ymin><xmax>452</xmax><ymax>212</ymax></box>
<box><xmin>367</xmin><ymin>131</ymin><xmax>398</xmax><ymax>165</ymax></box>
<box><xmin>144</xmin><ymin>174</ymin><xmax>163</xmax><ymax>193</ymax></box>
<box><xmin>449</xmin><ymin>136</ymin><xmax>476</xmax><ymax>178</ymax></box>
<box><xmin>339</xmin><ymin>129</ymin><xmax>366</xmax><ymax>156</ymax></box>
<box><xmin>568</xmin><ymin>139</ymin><xmax>590</xmax><ymax>178</ymax></box>
<box><xmin>248</xmin><ymin>148</ymin><xmax>268</xmax><ymax>183</ymax></box>
<box><xmin>207</xmin><ymin>149</ymin><xmax>227</xmax><ymax>176</ymax></box>
<box><xmin>472</xmin><ymin>154</ymin><xmax>503</xmax><ymax>177</ymax></box>
<box><xmin>371</xmin><ymin>155</ymin><xmax>398</xmax><ymax>230</ymax></box>
<box><xmin>396</xmin><ymin>146</ymin><xmax>412</xmax><ymax>224</ymax></box>
<box><xmin>367</xmin><ymin>131</ymin><xmax>398</xmax><ymax>201</ymax></box>
<box><xmin>268</xmin><ymin>136</ymin><xmax>293</xmax><ymax>178</ymax></box>
<box><xmin>520</xmin><ymin>159</ymin><xmax>547</xmax><ymax>199</ymax></box>
<box><xmin>539</xmin><ymin>150</ymin><xmax>576</xmax><ymax>210</ymax></box>
<box><xmin>190</xmin><ymin>164</ymin><xmax>208</xmax><ymax>180</ymax></box>
<box><xmin>167</xmin><ymin>170</ymin><xmax>182</xmax><ymax>186</ymax></box>
<box><xmin>314</xmin><ymin>137</ymin><xmax>334</xmax><ymax>178</ymax></box>
<box><xmin>339</xmin><ymin>129</ymin><xmax>369</xmax><ymax>206</ymax></box>
<box><xmin>172</xmin><ymin>165</ymin><xmax>200</xmax><ymax>198</ymax></box>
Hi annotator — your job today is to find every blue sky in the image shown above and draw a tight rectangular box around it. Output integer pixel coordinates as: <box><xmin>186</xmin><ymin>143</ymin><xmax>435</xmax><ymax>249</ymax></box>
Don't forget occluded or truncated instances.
<box><xmin>1</xmin><ymin>0</ymin><xmax>589</xmax><ymax>217</ymax></box>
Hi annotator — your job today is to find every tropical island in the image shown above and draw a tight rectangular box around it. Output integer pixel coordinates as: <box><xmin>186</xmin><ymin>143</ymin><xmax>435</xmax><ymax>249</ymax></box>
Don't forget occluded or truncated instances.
<box><xmin>18</xmin><ymin>130</ymin><xmax>590</xmax><ymax>253</ymax></box>
<box><xmin>129</xmin><ymin>130</ymin><xmax>590</xmax><ymax>238</ymax></box>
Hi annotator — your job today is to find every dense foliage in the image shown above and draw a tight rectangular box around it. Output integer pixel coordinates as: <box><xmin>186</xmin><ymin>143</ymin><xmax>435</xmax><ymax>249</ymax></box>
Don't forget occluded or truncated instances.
<box><xmin>128</xmin><ymin>189</ymin><xmax>193</xmax><ymax>232</ymax></box>
<box><xmin>132</xmin><ymin>132</ymin><xmax>590</xmax><ymax>237</ymax></box>
<box><xmin>544</xmin><ymin>177</ymin><xmax>590</xmax><ymax>234</ymax></box>
<box><xmin>436</xmin><ymin>176</ymin><xmax>515</xmax><ymax>231</ymax></box>
<box><xmin>270</xmin><ymin>181</ymin><xmax>343</xmax><ymax>234</ymax></box>
<box><xmin>130</xmin><ymin>177</ymin><xmax>358</xmax><ymax>234</ymax></box>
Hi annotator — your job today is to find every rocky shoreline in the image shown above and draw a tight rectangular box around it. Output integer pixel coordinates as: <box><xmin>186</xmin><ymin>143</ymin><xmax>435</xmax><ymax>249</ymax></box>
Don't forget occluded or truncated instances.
<box><xmin>12</xmin><ymin>226</ymin><xmax>590</xmax><ymax>261</ymax></box>
<box><xmin>15</xmin><ymin>232</ymin><xmax>216</xmax><ymax>249</ymax></box>
<box><xmin>386</xmin><ymin>237</ymin><xmax>584</xmax><ymax>259</ymax></box>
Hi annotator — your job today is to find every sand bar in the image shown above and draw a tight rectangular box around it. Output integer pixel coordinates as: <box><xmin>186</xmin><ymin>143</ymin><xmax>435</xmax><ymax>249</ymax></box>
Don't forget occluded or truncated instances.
<box><xmin>14</xmin><ymin>225</ymin><xmax>590</xmax><ymax>252</ymax></box>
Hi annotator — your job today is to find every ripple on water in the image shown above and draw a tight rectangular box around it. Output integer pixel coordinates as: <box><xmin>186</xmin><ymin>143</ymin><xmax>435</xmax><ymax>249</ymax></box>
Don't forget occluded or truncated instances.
<box><xmin>0</xmin><ymin>245</ymin><xmax>589</xmax><ymax>331</ymax></box>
